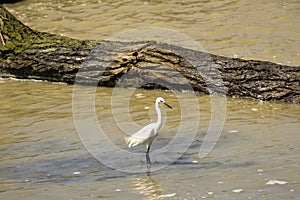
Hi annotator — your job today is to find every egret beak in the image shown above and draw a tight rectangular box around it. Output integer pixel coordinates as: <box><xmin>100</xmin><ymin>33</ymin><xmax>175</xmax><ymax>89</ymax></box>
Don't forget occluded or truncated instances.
<box><xmin>163</xmin><ymin>102</ymin><xmax>172</xmax><ymax>109</ymax></box>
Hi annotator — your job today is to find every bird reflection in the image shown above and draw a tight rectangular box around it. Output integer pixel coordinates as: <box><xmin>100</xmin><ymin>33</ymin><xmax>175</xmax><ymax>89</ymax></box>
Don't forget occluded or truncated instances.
<box><xmin>131</xmin><ymin>174</ymin><xmax>163</xmax><ymax>200</ymax></box>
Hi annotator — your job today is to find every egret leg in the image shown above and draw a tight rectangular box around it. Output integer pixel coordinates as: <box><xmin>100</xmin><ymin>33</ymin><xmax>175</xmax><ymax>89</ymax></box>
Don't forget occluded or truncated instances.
<box><xmin>146</xmin><ymin>142</ymin><xmax>152</xmax><ymax>154</ymax></box>
<box><xmin>146</xmin><ymin>143</ymin><xmax>152</xmax><ymax>170</ymax></box>
<box><xmin>146</xmin><ymin>153</ymin><xmax>151</xmax><ymax>170</ymax></box>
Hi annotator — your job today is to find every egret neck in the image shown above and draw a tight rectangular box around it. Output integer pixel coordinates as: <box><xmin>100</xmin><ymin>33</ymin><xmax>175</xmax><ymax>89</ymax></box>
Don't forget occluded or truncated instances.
<box><xmin>155</xmin><ymin>99</ymin><xmax>163</xmax><ymax>131</ymax></box>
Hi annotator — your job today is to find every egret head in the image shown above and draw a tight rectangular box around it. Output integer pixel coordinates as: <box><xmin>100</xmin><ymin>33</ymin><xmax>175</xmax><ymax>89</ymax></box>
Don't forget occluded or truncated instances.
<box><xmin>156</xmin><ymin>97</ymin><xmax>172</xmax><ymax>109</ymax></box>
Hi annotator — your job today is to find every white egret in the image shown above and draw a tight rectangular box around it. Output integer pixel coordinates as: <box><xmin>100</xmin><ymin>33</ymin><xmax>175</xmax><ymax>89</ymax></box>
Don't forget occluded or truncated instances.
<box><xmin>125</xmin><ymin>97</ymin><xmax>172</xmax><ymax>168</ymax></box>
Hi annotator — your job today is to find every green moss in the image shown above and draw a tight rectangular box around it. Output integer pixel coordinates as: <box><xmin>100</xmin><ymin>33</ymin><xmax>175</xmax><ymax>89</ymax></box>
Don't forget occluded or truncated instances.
<box><xmin>0</xmin><ymin>41</ymin><xmax>15</xmax><ymax>50</ymax></box>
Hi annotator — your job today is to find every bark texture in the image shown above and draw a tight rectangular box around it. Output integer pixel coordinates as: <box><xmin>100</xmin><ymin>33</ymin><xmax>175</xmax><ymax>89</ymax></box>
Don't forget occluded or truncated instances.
<box><xmin>0</xmin><ymin>6</ymin><xmax>299</xmax><ymax>103</ymax></box>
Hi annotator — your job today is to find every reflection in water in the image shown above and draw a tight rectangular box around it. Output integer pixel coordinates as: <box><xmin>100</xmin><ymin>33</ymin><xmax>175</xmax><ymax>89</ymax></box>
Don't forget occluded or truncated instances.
<box><xmin>1</xmin><ymin>80</ymin><xmax>299</xmax><ymax>199</ymax></box>
<box><xmin>131</xmin><ymin>174</ymin><xmax>163</xmax><ymax>200</ymax></box>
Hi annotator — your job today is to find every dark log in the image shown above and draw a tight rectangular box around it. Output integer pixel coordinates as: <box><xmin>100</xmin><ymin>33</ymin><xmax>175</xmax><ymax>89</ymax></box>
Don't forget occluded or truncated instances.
<box><xmin>0</xmin><ymin>6</ymin><xmax>299</xmax><ymax>104</ymax></box>
<box><xmin>1</xmin><ymin>1</ymin><xmax>24</xmax><ymax>4</ymax></box>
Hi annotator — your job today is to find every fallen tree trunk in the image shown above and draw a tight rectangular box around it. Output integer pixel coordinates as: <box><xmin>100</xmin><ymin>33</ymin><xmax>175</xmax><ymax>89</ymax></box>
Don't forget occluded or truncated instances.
<box><xmin>0</xmin><ymin>6</ymin><xmax>299</xmax><ymax>104</ymax></box>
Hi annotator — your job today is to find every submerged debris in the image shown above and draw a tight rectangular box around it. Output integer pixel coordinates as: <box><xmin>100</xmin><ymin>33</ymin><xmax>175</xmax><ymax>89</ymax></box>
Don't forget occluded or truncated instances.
<box><xmin>232</xmin><ymin>188</ymin><xmax>244</xmax><ymax>193</ymax></box>
<box><xmin>158</xmin><ymin>193</ymin><xmax>176</xmax><ymax>198</ymax></box>
<box><xmin>266</xmin><ymin>179</ymin><xmax>288</xmax><ymax>185</ymax></box>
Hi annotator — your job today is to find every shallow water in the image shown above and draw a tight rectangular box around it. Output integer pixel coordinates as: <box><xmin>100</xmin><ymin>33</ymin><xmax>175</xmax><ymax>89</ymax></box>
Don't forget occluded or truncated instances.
<box><xmin>4</xmin><ymin>0</ymin><xmax>300</xmax><ymax>66</ymax></box>
<box><xmin>1</xmin><ymin>0</ymin><xmax>300</xmax><ymax>199</ymax></box>
<box><xmin>0</xmin><ymin>80</ymin><xmax>299</xmax><ymax>199</ymax></box>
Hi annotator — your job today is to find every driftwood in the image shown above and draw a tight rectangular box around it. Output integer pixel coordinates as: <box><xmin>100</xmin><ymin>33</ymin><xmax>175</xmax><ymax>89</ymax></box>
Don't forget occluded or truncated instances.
<box><xmin>0</xmin><ymin>6</ymin><xmax>299</xmax><ymax>103</ymax></box>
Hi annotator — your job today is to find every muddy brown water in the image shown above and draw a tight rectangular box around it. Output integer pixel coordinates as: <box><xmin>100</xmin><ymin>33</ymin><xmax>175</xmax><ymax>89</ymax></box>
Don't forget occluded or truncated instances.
<box><xmin>1</xmin><ymin>0</ymin><xmax>300</xmax><ymax>199</ymax></box>
<box><xmin>4</xmin><ymin>0</ymin><xmax>300</xmax><ymax>66</ymax></box>
<box><xmin>0</xmin><ymin>80</ymin><xmax>299</xmax><ymax>199</ymax></box>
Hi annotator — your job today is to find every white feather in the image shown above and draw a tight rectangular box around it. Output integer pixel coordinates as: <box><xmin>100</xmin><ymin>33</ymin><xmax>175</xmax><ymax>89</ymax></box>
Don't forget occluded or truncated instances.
<box><xmin>125</xmin><ymin>123</ymin><xmax>157</xmax><ymax>148</ymax></box>
<box><xmin>124</xmin><ymin>97</ymin><xmax>172</xmax><ymax>152</ymax></box>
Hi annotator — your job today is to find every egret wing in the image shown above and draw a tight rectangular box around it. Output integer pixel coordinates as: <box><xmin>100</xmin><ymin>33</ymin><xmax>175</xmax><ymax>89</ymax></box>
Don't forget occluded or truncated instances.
<box><xmin>125</xmin><ymin>123</ymin><xmax>156</xmax><ymax>148</ymax></box>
